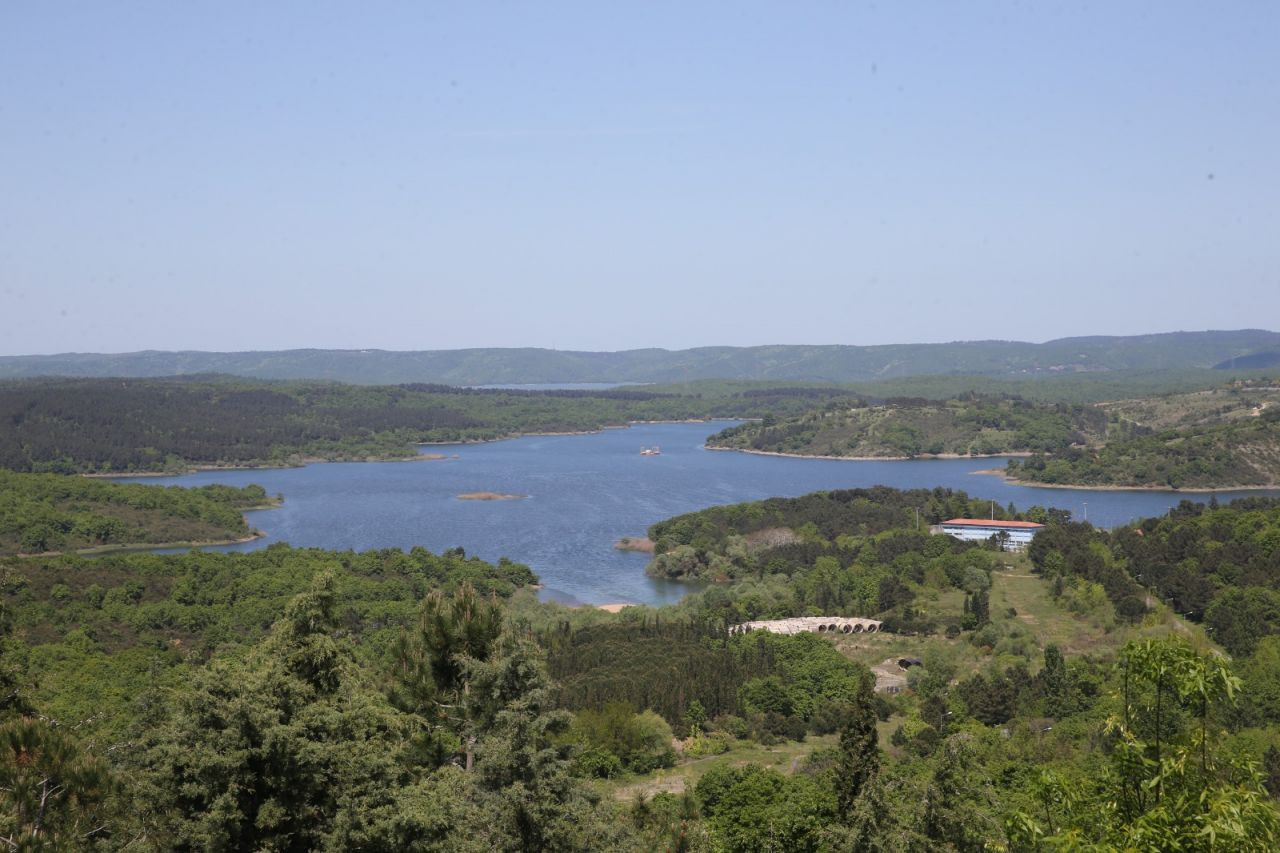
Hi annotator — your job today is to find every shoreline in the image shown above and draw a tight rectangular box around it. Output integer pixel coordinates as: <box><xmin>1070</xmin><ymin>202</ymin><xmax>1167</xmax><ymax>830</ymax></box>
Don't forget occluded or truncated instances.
<box><xmin>973</xmin><ymin>468</ymin><xmax>1280</xmax><ymax>493</ymax></box>
<box><xmin>595</xmin><ymin>603</ymin><xmax>635</xmax><ymax>613</ymax></box>
<box><xmin>13</xmin><ymin>529</ymin><xmax>267</xmax><ymax>559</ymax></box>
<box><xmin>703</xmin><ymin>445</ymin><xmax>1033</xmax><ymax>462</ymax></box>
<box><xmin>82</xmin><ymin>453</ymin><xmax>446</xmax><ymax>478</ymax></box>
<box><xmin>75</xmin><ymin>420</ymin><xmax>736</xmax><ymax>478</ymax></box>
<box><xmin>417</xmin><ymin>419</ymin><xmax>722</xmax><ymax>447</ymax></box>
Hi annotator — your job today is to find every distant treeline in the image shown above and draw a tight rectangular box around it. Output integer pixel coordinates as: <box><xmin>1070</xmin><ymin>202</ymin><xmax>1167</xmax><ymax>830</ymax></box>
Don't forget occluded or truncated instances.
<box><xmin>0</xmin><ymin>376</ymin><xmax>833</xmax><ymax>474</ymax></box>
<box><xmin>0</xmin><ymin>470</ymin><xmax>271</xmax><ymax>555</ymax></box>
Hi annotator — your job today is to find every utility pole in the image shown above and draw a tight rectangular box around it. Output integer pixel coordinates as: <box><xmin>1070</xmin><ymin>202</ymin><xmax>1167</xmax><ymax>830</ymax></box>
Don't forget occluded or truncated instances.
<box><xmin>990</xmin><ymin>499</ymin><xmax>995</xmax><ymax>520</ymax></box>
<box><xmin>1083</xmin><ymin>501</ymin><xmax>1088</xmax><ymax>522</ymax></box>
<box><xmin>915</xmin><ymin>507</ymin><xmax>920</xmax><ymax>530</ymax></box>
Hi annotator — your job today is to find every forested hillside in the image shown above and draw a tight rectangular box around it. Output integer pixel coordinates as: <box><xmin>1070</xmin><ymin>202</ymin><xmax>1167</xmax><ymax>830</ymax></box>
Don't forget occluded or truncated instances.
<box><xmin>706</xmin><ymin>396</ymin><xmax>1106</xmax><ymax>458</ymax></box>
<box><xmin>3</xmin><ymin>330</ymin><xmax>1277</xmax><ymax>384</ymax></box>
<box><xmin>0</xmin><ymin>471</ymin><xmax>273</xmax><ymax>555</ymax></box>
<box><xmin>1098</xmin><ymin>378</ymin><xmax>1280</xmax><ymax>431</ymax></box>
<box><xmin>0</xmin><ymin>377</ymin><xmax>825</xmax><ymax>474</ymax></box>
<box><xmin>1007</xmin><ymin>407</ymin><xmax>1280</xmax><ymax>488</ymax></box>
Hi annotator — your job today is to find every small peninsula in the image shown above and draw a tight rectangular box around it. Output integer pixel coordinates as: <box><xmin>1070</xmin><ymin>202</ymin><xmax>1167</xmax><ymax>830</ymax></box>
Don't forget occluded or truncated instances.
<box><xmin>0</xmin><ymin>471</ymin><xmax>278</xmax><ymax>556</ymax></box>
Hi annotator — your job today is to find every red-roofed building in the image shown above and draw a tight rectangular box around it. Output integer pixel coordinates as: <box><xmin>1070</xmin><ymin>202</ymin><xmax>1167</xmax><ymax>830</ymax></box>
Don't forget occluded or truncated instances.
<box><xmin>939</xmin><ymin>518</ymin><xmax>1045</xmax><ymax>549</ymax></box>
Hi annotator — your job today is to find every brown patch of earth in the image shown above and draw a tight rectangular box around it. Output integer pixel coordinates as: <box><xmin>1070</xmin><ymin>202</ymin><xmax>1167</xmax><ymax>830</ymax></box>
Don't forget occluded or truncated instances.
<box><xmin>614</xmin><ymin>536</ymin><xmax>655</xmax><ymax>553</ymax></box>
<box><xmin>744</xmin><ymin>527</ymin><xmax>801</xmax><ymax>549</ymax></box>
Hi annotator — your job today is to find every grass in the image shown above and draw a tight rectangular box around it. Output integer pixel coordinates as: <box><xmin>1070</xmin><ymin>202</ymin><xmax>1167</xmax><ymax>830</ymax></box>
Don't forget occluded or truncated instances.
<box><xmin>988</xmin><ymin>561</ymin><xmax>1116</xmax><ymax>657</ymax></box>
<box><xmin>600</xmin><ymin>735</ymin><xmax>838</xmax><ymax>801</ymax></box>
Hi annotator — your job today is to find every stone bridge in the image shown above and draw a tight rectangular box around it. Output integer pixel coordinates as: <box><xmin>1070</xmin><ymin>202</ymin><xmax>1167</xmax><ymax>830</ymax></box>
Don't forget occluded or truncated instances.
<box><xmin>729</xmin><ymin>616</ymin><xmax>883</xmax><ymax>636</ymax></box>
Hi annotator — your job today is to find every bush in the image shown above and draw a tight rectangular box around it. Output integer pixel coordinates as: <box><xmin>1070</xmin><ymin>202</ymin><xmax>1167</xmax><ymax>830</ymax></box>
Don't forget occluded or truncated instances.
<box><xmin>573</xmin><ymin>746</ymin><xmax>623</xmax><ymax>779</ymax></box>
<box><xmin>683</xmin><ymin>731</ymin><xmax>733</xmax><ymax>757</ymax></box>
<box><xmin>566</xmin><ymin>702</ymin><xmax>677</xmax><ymax>774</ymax></box>
<box><xmin>711</xmin><ymin>714</ymin><xmax>750</xmax><ymax>740</ymax></box>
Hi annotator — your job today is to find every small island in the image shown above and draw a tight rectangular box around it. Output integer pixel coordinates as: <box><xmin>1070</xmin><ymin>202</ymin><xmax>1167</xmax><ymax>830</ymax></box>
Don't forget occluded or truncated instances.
<box><xmin>456</xmin><ymin>491</ymin><xmax>526</xmax><ymax>501</ymax></box>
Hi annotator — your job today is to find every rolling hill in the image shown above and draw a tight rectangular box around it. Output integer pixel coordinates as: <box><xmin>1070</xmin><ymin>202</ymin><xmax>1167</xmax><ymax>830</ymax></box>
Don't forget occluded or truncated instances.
<box><xmin>3</xmin><ymin>329</ymin><xmax>1278</xmax><ymax>385</ymax></box>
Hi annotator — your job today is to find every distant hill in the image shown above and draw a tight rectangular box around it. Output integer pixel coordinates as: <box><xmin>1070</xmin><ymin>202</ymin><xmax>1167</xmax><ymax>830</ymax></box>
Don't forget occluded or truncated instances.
<box><xmin>1214</xmin><ymin>349</ymin><xmax>1280</xmax><ymax>370</ymax></box>
<box><xmin>3</xmin><ymin>329</ymin><xmax>1279</xmax><ymax>385</ymax></box>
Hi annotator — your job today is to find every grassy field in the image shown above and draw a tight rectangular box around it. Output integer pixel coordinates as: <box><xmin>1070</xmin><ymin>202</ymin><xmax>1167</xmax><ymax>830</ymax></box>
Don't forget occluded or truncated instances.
<box><xmin>600</xmin><ymin>735</ymin><xmax>839</xmax><ymax>801</ymax></box>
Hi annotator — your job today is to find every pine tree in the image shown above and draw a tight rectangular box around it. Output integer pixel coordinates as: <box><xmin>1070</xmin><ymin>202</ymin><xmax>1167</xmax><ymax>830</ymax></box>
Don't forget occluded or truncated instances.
<box><xmin>1038</xmin><ymin>644</ymin><xmax>1070</xmax><ymax>717</ymax></box>
<box><xmin>139</xmin><ymin>572</ymin><xmax>417</xmax><ymax>850</ymax></box>
<box><xmin>836</xmin><ymin>682</ymin><xmax>880</xmax><ymax>819</ymax></box>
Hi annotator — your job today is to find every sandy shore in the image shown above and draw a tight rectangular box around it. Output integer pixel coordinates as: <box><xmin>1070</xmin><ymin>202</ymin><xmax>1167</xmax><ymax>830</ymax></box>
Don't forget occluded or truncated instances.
<box><xmin>704</xmin><ymin>445</ymin><xmax>1034</xmax><ymax>462</ymax></box>
<box><xmin>614</xmin><ymin>536</ymin><xmax>655</xmax><ymax>553</ymax></box>
<box><xmin>973</xmin><ymin>468</ymin><xmax>1280</xmax><ymax>493</ymax></box>
<box><xmin>596</xmin><ymin>603</ymin><xmax>634</xmax><ymax>613</ymax></box>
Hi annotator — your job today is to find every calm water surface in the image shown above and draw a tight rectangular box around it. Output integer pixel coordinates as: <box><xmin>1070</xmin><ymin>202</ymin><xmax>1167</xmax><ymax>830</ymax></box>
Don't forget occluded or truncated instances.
<box><xmin>123</xmin><ymin>421</ymin><xmax>1280</xmax><ymax>606</ymax></box>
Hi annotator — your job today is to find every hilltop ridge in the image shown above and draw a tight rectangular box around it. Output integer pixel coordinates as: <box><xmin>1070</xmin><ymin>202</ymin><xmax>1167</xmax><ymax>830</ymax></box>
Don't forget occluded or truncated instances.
<box><xmin>3</xmin><ymin>329</ymin><xmax>1278</xmax><ymax>385</ymax></box>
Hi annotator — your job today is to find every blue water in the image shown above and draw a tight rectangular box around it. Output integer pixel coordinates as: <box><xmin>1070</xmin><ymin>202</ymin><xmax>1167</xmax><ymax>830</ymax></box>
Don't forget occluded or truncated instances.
<box><xmin>120</xmin><ymin>421</ymin><xmax>1280</xmax><ymax>607</ymax></box>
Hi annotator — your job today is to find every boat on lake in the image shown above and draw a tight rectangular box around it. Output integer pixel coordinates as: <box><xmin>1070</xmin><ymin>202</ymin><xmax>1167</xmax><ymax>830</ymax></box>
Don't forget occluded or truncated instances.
<box><xmin>640</xmin><ymin>446</ymin><xmax>661</xmax><ymax>456</ymax></box>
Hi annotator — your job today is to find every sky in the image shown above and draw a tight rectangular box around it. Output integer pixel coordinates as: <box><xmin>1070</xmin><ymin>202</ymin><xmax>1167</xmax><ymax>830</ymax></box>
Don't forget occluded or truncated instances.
<box><xmin>2</xmin><ymin>2</ymin><xmax>1278</xmax><ymax>355</ymax></box>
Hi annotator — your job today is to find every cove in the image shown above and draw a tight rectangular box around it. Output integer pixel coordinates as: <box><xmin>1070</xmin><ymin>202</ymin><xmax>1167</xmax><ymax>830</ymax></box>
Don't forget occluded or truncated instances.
<box><xmin>120</xmin><ymin>421</ymin><xmax>1280</xmax><ymax>607</ymax></box>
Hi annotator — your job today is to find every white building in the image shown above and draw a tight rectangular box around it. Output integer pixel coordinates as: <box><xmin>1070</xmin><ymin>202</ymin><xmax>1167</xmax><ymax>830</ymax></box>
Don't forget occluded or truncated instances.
<box><xmin>938</xmin><ymin>518</ymin><xmax>1045</xmax><ymax>550</ymax></box>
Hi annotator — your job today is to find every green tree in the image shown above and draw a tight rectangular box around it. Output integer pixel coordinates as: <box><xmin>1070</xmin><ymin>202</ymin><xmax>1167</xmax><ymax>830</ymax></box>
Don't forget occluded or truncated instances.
<box><xmin>1037</xmin><ymin>644</ymin><xmax>1071</xmax><ymax>718</ymax></box>
<box><xmin>835</xmin><ymin>684</ymin><xmax>880</xmax><ymax>819</ymax></box>
<box><xmin>467</xmin><ymin>631</ymin><xmax>586</xmax><ymax>852</ymax></box>
<box><xmin>139</xmin><ymin>572</ymin><xmax>417</xmax><ymax>850</ymax></box>
<box><xmin>0</xmin><ymin>717</ymin><xmax>113</xmax><ymax>851</ymax></box>
<box><xmin>392</xmin><ymin>582</ymin><xmax>505</xmax><ymax>770</ymax></box>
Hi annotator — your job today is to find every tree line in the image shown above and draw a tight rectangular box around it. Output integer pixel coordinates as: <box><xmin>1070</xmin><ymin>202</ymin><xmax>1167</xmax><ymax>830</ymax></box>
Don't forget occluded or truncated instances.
<box><xmin>0</xmin><ymin>376</ymin><xmax>832</xmax><ymax>474</ymax></box>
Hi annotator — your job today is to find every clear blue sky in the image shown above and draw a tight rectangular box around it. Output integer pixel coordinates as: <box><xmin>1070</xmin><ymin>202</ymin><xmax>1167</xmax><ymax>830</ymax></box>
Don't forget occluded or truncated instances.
<box><xmin>2</xmin><ymin>2</ymin><xmax>1277</xmax><ymax>354</ymax></box>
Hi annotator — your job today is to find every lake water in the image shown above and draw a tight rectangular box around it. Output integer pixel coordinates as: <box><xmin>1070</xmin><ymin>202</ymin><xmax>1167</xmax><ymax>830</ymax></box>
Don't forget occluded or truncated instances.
<box><xmin>121</xmin><ymin>421</ymin><xmax>1280</xmax><ymax>607</ymax></box>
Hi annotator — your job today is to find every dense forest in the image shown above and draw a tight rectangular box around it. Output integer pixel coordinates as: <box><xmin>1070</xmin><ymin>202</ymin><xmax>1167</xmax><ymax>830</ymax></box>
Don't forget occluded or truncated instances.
<box><xmin>0</xmin><ymin>471</ymin><xmax>274</xmax><ymax>555</ymax></box>
<box><xmin>706</xmin><ymin>395</ymin><xmax>1107</xmax><ymax>458</ymax></box>
<box><xmin>0</xmin><ymin>544</ymin><xmax>537</xmax><ymax>741</ymax></box>
<box><xmin>0</xmin><ymin>376</ymin><xmax>833</xmax><ymax>474</ymax></box>
<box><xmin>1007</xmin><ymin>407</ymin><xmax>1280</xmax><ymax>488</ymax></box>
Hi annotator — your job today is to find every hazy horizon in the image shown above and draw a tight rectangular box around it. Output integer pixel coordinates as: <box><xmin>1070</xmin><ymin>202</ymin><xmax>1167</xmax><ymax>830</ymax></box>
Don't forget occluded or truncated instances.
<box><xmin>1</xmin><ymin>326</ymin><xmax>1277</xmax><ymax>359</ymax></box>
<box><xmin>3</xmin><ymin>3</ymin><xmax>1277</xmax><ymax>355</ymax></box>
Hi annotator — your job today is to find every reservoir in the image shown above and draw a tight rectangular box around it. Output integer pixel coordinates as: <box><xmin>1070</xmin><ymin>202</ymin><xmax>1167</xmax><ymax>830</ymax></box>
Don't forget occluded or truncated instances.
<box><xmin>122</xmin><ymin>421</ymin><xmax>1280</xmax><ymax>607</ymax></box>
